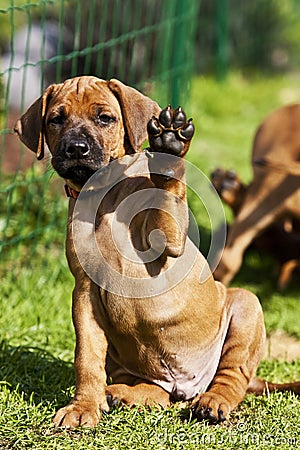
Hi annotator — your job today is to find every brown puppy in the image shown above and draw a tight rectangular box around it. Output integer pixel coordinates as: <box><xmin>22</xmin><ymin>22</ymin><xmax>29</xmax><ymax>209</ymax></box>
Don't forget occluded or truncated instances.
<box><xmin>211</xmin><ymin>168</ymin><xmax>300</xmax><ymax>290</ymax></box>
<box><xmin>213</xmin><ymin>104</ymin><xmax>300</xmax><ymax>285</ymax></box>
<box><xmin>15</xmin><ymin>77</ymin><xmax>300</xmax><ymax>427</ymax></box>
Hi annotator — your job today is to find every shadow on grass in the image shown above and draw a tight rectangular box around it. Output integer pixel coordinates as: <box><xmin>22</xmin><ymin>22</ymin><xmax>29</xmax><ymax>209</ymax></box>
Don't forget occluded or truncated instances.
<box><xmin>0</xmin><ymin>341</ymin><xmax>74</xmax><ymax>406</ymax></box>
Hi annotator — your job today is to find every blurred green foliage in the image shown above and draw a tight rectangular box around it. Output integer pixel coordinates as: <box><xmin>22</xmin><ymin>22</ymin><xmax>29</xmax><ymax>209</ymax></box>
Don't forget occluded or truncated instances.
<box><xmin>1</xmin><ymin>0</ymin><xmax>300</xmax><ymax>74</ymax></box>
<box><xmin>197</xmin><ymin>0</ymin><xmax>300</xmax><ymax>74</ymax></box>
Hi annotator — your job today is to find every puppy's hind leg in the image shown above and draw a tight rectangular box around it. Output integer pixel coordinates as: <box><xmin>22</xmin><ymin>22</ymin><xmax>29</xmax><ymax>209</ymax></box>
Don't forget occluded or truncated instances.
<box><xmin>106</xmin><ymin>381</ymin><xmax>171</xmax><ymax>408</ymax></box>
<box><xmin>191</xmin><ymin>287</ymin><xmax>265</xmax><ymax>424</ymax></box>
<box><xmin>105</xmin><ymin>360</ymin><xmax>171</xmax><ymax>408</ymax></box>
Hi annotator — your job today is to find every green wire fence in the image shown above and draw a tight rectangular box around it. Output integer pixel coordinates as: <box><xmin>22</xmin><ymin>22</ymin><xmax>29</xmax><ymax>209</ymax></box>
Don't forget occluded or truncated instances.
<box><xmin>0</xmin><ymin>0</ymin><xmax>200</xmax><ymax>270</ymax></box>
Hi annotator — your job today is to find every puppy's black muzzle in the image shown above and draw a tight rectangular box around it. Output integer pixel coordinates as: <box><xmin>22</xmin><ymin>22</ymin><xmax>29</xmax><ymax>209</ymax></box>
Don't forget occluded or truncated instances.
<box><xmin>51</xmin><ymin>135</ymin><xmax>103</xmax><ymax>186</ymax></box>
<box><xmin>65</xmin><ymin>139</ymin><xmax>90</xmax><ymax>160</ymax></box>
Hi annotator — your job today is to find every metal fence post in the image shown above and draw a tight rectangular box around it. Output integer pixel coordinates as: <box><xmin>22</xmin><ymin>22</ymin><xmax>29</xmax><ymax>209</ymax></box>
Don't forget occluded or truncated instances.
<box><xmin>216</xmin><ymin>0</ymin><xmax>228</xmax><ymax>81</ymax></box>
<box><xmin>169</xmin><ymin>0</ymin><xmax>200</xmax><ymax>106</ymax></box>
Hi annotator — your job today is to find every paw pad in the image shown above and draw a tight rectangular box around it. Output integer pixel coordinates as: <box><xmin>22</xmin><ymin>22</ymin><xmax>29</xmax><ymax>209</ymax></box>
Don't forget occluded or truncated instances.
<box><xmin>147</xmin><ymin>105</ymin><xmax>194</xmax><ymax>156</ymax></box>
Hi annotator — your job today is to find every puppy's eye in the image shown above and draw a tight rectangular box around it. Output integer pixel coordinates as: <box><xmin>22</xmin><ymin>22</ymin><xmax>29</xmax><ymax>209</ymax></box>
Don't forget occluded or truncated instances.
<box><xmin>97</xmin><ymin>114</ymin><xmax>115</xmax><ymax>125</ymax></box>
<box><xmin>48</xmin><ymin>115</ymin><xmax>65</xmax><ymax>126</ymax></box>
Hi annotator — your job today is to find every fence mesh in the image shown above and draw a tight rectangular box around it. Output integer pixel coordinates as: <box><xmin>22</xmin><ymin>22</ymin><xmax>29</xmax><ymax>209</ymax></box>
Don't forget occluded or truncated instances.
<box><xmin>0</xmin><ymin>0</ymin><xmax>200</xmax><ymax>271</ymax></box>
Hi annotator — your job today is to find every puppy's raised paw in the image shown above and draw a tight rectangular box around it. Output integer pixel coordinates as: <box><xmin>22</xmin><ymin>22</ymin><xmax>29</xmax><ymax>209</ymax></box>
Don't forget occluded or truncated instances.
<box><xmin>147</xmin><ymin>105</ymin><xmax>194</xmax><ymax>157</ymax></box>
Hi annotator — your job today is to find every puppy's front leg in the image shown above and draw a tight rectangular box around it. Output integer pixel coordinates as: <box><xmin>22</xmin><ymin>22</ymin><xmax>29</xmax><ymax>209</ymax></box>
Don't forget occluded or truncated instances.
<box><xmin>145</xmin><ymin>106</ymin><xmax>194</xmax><ymax>257</ymax></box>
<box><xmin>53</xmin><ymin>281</ymin><xmax>109</xmax><ymax>428</ymax></box>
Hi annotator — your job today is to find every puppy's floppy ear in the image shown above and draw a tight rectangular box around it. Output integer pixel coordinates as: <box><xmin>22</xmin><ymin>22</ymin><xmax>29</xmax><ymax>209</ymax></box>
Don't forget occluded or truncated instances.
<box><xmin>14</xmin><ymin>84</ymin><xmax>58</xmax><ymax>160</ymax></box>
<box><xmin>108</xmin><ymin>78</ymin><xmax>161</xmax><ymax>153</ymax></box>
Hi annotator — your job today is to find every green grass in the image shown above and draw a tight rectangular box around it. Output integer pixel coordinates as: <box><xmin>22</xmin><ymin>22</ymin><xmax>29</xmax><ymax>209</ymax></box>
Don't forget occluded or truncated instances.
<box><xmin>1</xmin><ymin>72</ymin><xmax>300</xmax><ymax>448</ymax></box>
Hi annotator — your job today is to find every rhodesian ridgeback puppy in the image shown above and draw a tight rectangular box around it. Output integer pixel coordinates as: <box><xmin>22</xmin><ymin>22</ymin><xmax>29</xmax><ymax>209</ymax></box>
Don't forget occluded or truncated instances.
<box><xmin>15</xmin><ymin>77</ymin><xmax>300</xmax><ymax>427</ymax></box>
<box><xmin>211</xmin><ymin>168</ymin><xmax>300</xmax><ymax>290</ymax></box>
<box><xmin>213</xmin><ymin>104</ymin><xmax>300</xmax><ymax>286</ymax></box>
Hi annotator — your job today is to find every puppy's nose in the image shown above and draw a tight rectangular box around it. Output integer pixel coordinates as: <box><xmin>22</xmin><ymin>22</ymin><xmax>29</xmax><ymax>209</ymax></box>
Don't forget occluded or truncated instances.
<box><xmin>65</xmin><ymin>140</ymin><xmax>90</xmax><ymax>159</ymax></box>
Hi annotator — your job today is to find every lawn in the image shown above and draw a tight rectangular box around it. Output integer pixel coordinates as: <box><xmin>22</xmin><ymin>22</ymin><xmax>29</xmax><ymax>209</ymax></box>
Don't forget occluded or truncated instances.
<box><xmin>1</xmin><ymin>72</ymin><xmax>300</xmax><ymax>449</ymax></box>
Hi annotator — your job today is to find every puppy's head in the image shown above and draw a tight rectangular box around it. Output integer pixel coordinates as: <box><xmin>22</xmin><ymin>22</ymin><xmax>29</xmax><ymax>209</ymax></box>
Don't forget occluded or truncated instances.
<box><xmin>15</xmin><ymin>76</ymin><xmax>161</xmax><ymax>189</ymax></box>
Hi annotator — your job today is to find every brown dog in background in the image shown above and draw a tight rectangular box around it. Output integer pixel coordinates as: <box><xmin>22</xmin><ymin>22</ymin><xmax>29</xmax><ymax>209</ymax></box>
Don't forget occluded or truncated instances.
<box><xmin>211</xmin><ymin>168</ymin><xmax>300</xmax><ymax>290</ymax></box>
<box><xmin>213</xmin><ymin>104</ymin><xmax>300</xmax><ymax>286</ymax></box>
<box><xmin>15</xmin><ymin>77</ymin><xmax>300</xmax><ymax>427</ymax></box>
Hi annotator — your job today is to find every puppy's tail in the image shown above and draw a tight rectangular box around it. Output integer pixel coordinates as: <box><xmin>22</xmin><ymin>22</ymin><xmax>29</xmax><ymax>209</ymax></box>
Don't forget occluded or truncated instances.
<box><xmin>247</xmin><ymin>377</ymin><xmax>300</xmax><ymax>395</ymax></box>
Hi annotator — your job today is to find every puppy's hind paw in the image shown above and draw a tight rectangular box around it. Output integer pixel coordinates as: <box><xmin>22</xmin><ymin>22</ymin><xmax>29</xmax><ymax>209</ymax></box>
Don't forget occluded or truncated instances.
<box><xmin>147</xmin><ymin>105</ymin><xmax>194</xmax><ymax>157</ymax></box>
<box><xmin>191</xmin><ymin>405</ymin><xmax>226</xmax><ymax>425</ymax></box>
<box><xmin>190</xmin><ymin>392</ymin><xmax>228</xmax><ymax>425</ymax></box>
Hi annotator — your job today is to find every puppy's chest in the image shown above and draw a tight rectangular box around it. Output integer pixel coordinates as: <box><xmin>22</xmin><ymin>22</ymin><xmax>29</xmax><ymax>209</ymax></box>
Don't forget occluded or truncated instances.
<box><xmin>102</xmin><ymin>294</ymin><xmax>184</xmax><ymax>336</ymax></box>
<box><xmin>103</xmin><ymin>292</ymin><xmax>230</xmax><ymax>400</ymax></box>
<box><xmin>102</xmin><ymin>295</ymin><xmax>192</xmax><ymax>372</ymax></box>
